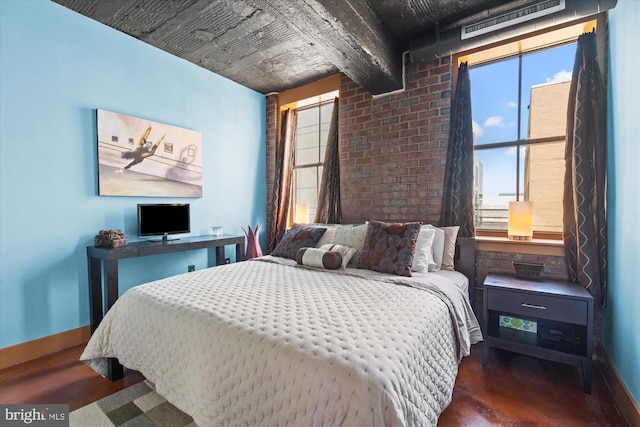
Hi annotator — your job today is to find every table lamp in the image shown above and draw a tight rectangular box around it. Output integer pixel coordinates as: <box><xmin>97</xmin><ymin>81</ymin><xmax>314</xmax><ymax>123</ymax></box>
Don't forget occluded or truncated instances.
<box><xmin>508</xmin><ymin>201</ymin><xmax>533</xmax><ymax>241</ymax></box>
<box><xmin>295</xmin><ymin>204</ymin><xmax>309</xmax><ymax>224</ymax></box>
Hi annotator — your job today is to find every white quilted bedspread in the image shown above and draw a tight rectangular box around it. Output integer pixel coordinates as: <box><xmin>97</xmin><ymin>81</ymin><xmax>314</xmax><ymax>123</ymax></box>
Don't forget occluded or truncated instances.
<box><xmin>82</xmin><ymin>257</ymin><xmax>481</xmax><ymax>426</ymax></box>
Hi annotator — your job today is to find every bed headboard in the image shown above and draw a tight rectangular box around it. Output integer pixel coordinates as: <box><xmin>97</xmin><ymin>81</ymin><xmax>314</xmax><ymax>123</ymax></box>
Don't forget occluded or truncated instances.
<box><xmin>455</xmin><ymin>237</ymin><xmax>476</xmax><ymax>300</ymax></box>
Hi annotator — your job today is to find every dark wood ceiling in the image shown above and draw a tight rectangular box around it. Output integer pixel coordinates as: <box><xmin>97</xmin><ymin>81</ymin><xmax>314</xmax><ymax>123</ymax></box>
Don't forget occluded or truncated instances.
<box><xmin>53</xmin><ymin>0</ymin><xmax>519</xmax><ymax>94</ymax></box>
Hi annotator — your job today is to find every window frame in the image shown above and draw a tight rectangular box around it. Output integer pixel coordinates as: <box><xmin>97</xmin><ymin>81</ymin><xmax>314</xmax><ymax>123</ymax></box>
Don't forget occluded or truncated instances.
<box><xmin>290</xmin><ymin>97</ymin><xmax>336</xmax><ymax>224</ymax></box>
<box><xmin>454</xmin><ymin>17</ymin><xmax>603</xmax><ymax>240</ymax></box>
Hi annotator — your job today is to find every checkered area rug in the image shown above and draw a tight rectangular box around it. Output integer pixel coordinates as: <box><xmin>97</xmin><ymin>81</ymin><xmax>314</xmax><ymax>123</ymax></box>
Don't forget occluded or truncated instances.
<box><xmin>69</xmin><ymin>380</ymin><xmax>195</xmax><ymax>427</ymax></box>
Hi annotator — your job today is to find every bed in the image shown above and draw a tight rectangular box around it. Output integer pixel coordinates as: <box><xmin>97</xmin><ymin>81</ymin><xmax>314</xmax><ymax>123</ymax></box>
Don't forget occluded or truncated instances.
<box><xmin>81</xmin><ymin>222</ymin><xmax>482</xmax><ymax>426</ymax></box>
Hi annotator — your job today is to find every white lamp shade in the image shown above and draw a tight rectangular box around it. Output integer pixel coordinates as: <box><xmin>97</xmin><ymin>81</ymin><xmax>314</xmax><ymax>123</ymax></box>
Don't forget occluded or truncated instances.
<box><xmin>508</xmin><ymin>201</ymin><xmax>533</xmax><ymax>240</ymax></box>
<box><xmin>295</xmin><ymin>204</ymin><xmax>309</xmax><ymax>224</ymax></box>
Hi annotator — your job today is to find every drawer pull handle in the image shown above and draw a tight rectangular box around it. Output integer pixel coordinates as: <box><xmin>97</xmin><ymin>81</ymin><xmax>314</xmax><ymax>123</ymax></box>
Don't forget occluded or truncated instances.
<box><xmin>522</xmin><ymin>303</ymin><xmax>547</xmax><ymax>310</ymax></box>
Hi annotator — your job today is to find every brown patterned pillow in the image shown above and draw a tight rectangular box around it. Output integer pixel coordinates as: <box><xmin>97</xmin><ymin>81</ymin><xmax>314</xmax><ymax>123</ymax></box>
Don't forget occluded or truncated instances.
<box><xmin>357</xmin><ymin>220</ymin><xmax>421</xmax><ymax>277</ymax></box>
<box><xmin>271</xmin><ymin>224</ymin><xmax>327</xmax><ymax>260</ymax></box>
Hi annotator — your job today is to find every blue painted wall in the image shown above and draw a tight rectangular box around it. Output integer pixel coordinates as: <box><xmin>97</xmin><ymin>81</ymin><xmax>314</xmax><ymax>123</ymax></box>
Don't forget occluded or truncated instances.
<box><xmin>604</xmin><ymin>0</ymin><xmax>640</xmax><ymax>407</ymax></box>
<box><xmin>0</xmin><ymin>1</ymin><xmax>266</xmax><ymax>348</ymax></box>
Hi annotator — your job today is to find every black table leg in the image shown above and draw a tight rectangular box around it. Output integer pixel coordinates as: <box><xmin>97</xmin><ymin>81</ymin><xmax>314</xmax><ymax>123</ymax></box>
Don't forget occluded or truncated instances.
<box><xmin>215</xmin><ymin>246</ymin><xmax>225</xmax><ymax>265</ymax></box>
<box><xmin>108</xmin><ymin>358</ymin><xmax>123</xmax><ymax>381</ymax></box>
<box><xmin>582</xmin><ymin>359</ymin><xmax>592</xmax><ymax>394</ymax></box>
<box><xmin>236</xmin><ymin>242</ymin><xmax>245</xmax><ymax>262</ymax></box>
<box><xmin>105</xmin><ymin>259</ymin><xmax>119</xmax><ymax>310</ymax></box>
<box><xmin>88</xmin><ymin>256</ymin><xmax>103</xmax><ymax>334</ymax></box>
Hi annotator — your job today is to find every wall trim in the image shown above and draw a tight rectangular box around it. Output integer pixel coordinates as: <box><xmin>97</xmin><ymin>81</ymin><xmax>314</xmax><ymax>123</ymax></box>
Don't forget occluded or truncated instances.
<box><xmin>0</xmin><ymin>326</ymin><xmax>90</xmax><ymax>370</ymax></box>
<box><xmin>277</xmin><ymin>74</ymin><xmax>341</xmax><ymax>107</ymax></box>
<box><xmin>597</xmin><ymin>345</ymin><xmax>640</xmax><ymax>427</ymax></box>
<box><xmin>477</xmin><ymin>236</ymin><xmax>565</xmax><ymax>256</ymax></box>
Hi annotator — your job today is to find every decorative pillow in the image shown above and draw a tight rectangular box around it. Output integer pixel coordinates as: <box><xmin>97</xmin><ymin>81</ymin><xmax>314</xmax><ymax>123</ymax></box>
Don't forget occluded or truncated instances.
<box><xmin>357</xmin><ymin>220</ymin><xmax>421</xmax><ymax>277</ymax></box>
<box><xmin>424</xmin><ymin>224</ymin><xmax>445</xmax><ymax>271</ymax></box>
<box><xmin>312</xmin><ymin>224</ymin><xmax>337</xmax><ymax>248</ymax></box>
<box><xmin>295</xmin><ymin>247</ymin><xmax>343</xmax><ymax>270</ymax></box>
<box><xmin>330</xmin><ymin>224</ymin><xmax>368</xmax><ymax>265</ymax></box>
<box><xmin>319</xmin><ymin>244</ymin><xmax>357</xmax><ymax>268</ymax></box>
<box><xmin>412</xmin><ymin>225</ymin><xmax>436</xmax><ymax>273</ymax></box>
<box><xmin>440</xmin><ymin>226</ymin><xmax>460</xmax><ymax>271</ymax></box>
<box><xmin>271</xmin><ymin>224</ymin><xmax>327</xmax><ymax>260</ymax></box>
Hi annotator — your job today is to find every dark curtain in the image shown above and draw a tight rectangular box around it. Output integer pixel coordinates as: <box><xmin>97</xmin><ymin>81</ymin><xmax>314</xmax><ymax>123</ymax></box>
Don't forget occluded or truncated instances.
<box><xmin>563</xmin><ymin>31</ymin><xmax>607</xmax><ymax>305</ymax></box>
<box><xmin>314</xmin><ymin>98</ymin><xmax>342</xmax><ymax>224</ymax></box>
<box><xmin>269</xmin><ymin>108</ymin><xmax>297</xmax><ymax>252</ymax></box>
<box><xmin>440</xmin><ymin>62</ymin><xmax>475</xmax><ymax>237</ymax></box>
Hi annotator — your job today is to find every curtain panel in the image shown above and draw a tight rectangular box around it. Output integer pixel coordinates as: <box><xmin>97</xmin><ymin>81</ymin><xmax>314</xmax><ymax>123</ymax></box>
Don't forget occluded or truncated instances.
<box><xmin>563</xmin><ymin>31</ymin><xmax>607</xmax><ymax>305</ymax></box>
<box><xmin>314</xmin><ymin>98</ymin><xmax>342</xmax><ymax>224</ymax></box>
<box><xmin>269</xmin><ymin>108</ymin><xmax>297</xmax><ymax>252</ymax></box>
<box><xmin>440</xmin><ymin>62</ymin><xmax>475</xmax><ymax>237</ymax></box>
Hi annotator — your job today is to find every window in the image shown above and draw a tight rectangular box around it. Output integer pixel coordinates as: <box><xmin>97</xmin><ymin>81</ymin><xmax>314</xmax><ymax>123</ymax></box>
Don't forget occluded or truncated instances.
<box><xmin>289</xmin><ymin>91</ymin><xmax>338</xmax><ymax>223</ymax></box>
<box><xmin>466</xmin><ymin>21</ymin><xmax>595</xmax><ymax>235</ymax></box>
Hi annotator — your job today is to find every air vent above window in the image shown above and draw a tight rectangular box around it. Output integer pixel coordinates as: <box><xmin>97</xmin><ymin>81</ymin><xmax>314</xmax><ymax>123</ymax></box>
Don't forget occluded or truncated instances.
<box><xmin>461</xmin><ymin>0</ymin><xmax>566</xmax><ymax>40</ymax></box>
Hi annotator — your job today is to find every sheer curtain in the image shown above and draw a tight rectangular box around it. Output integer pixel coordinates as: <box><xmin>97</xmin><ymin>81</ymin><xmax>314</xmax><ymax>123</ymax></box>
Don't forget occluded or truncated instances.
<box><xmin>440</xmin><ymin>62</ymin><xmax>475</xmax><ymax>237</ymax></box>
<box><xmin>314</xmin><ymin>98</ymin><xmax>341</xmax><ymax>224</ymax></box>
<box><xmin>269</xmin><ymin>108</ymin><xmax>297</xmax><ymax>252</ymax></box>
<box><xmin>563</xmin><ymin>31</ymin><xmax>607</xmax><ymax>305</ymax></box>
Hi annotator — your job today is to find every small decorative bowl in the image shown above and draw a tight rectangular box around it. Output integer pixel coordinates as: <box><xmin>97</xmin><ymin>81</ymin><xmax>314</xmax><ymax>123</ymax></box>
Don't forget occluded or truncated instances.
<box><xmin>513</xmin><ymin>261</ymin><xmax>544</xmax><ymax>280</ymax></box>
<box><xmin>95</xmin><ymin>237</ymin><xmax>128</xmax><ymax>248</ymax></box>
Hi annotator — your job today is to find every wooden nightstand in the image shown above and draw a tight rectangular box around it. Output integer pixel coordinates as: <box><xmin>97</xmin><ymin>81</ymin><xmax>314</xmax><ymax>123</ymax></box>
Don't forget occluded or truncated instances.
<box><xmin>482</xmin><ymin>273</ymin><xmax>594</xmax><ymax>393</ymax></box>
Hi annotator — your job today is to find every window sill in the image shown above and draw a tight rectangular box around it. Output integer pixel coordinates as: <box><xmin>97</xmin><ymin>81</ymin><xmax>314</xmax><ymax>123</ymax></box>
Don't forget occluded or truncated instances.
<box><xmin>476</xmin><ymin>236</ymin><xmax>564</xmax><ymax>256</ymax></box>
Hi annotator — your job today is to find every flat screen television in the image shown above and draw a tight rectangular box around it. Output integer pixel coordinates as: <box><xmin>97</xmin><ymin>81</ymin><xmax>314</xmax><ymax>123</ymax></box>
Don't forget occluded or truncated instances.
<box><xmin>138</xmin><ymin>203</ymin><xmax>190</xmax><ymax>241</ymax></box>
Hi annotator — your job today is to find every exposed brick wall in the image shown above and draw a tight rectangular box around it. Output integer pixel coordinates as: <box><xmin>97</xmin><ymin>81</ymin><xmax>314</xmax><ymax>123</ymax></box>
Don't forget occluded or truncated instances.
<box><xmin>339</xmin><ymin>55</ymin><xmax>452</xmax><ymax>224</ymax></box>
<box><xmin>263</xmin><ymin>59</ymin><xmax>573</xmax><ymax>290</ymax></box>
<box><xmin>264</xmin><ymin>56</ymin><xmax>454</xmax><ymax>232</ymax></box>
<box><xmin>476</xmin><ymin>250</ymin><xmax>569</xmax><ymax>287</ymax></box>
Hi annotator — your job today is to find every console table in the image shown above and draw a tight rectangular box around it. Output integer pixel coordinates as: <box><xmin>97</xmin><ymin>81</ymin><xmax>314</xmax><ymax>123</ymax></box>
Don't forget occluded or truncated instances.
<box><xmin>87</xmin><ymin>234</ymin><xmax>245</xmax><ymax>334</ymax></box>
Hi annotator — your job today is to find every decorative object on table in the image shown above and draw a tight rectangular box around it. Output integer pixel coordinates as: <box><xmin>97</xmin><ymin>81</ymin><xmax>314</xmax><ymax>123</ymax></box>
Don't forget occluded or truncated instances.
<box><xmin>512</xmin><ymin>261</ymin><xmax>544</xmax><ymax>280</ymax></box>
<box><xmin>242</xmin><ymin>224</ymin><xmax>263</xmax><ymax>260</ymax></box>
<box><xmin>94</xmin><ymin>229</ymin><xmax>127</xmax><ymax>248</ymax></box>
<box><xmin>538</xmin><ymin>324</ymin><xmax>580</xmax><ymax>344</ymax></box>
<box><xmin>210</xmin><ymin>226</ymin><xmax>223</xmax><ymax>236</ymax></box>
<box><xmin>499</xmin><ymin>315</ymin><xmax>537</xmax><ymax>333</ymax></box>
<box><xmin>508</xmin><ymin>201</ymin><xmax>533</xmax><ymax>240</ymax></box>
<box><xmin>96</xmin><ymin>109</ymin><xmax>202</xmax><ymax>198</ymax></box>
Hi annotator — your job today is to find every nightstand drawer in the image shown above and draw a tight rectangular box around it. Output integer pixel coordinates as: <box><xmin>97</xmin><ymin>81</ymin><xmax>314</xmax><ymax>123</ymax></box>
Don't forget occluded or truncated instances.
<box><xmin>488</xmin><ymin>289</ymin><xmax>588</xmax><ymax>325</ymax></box>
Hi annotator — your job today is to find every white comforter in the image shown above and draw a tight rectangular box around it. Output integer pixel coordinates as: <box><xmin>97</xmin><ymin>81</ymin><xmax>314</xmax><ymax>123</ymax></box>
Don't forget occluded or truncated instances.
<box><xmin>82</xmin><ymin>256</ymin><xmax>482</xmax><ymax>426</ymax></box>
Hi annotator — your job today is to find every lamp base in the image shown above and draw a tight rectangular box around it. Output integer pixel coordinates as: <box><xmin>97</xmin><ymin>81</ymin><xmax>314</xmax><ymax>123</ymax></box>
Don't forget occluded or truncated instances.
<box><xmin>508</xmin><ymin>235</ymin><xmax>532</xmax><ymax>241</ymax></box>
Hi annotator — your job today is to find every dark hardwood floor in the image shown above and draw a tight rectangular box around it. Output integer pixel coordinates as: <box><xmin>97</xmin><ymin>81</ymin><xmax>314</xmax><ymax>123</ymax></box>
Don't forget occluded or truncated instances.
<box><xmin>0</xmin><ymin>343</ymin><xmax>628</xmax><ymax>426</ymax></box>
